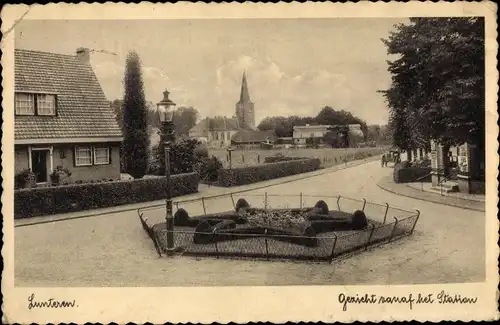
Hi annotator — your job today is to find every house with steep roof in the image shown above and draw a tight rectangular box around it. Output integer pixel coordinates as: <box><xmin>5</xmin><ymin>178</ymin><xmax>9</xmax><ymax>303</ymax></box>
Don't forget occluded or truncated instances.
<box><xmin>189</xmin><ymin>116</ymin><xmax>241</xmax><ymax>148</ymax></box>
<box><xmin>14</xmin><ymin>48</ymin><xmax>123</xmax><ymax>185</ymax></box>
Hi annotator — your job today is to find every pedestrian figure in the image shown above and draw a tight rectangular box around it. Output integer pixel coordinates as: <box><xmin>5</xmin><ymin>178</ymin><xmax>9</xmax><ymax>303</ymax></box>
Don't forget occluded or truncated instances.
<box><xmin>381</xmin><ymin>154</ymin><xmax>386</xmax><ymax>167</ymax></box>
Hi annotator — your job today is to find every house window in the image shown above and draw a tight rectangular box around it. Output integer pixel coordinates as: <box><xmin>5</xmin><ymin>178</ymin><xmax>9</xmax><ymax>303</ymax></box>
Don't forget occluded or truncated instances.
<box><xmin>15</xmin><ymin>93</ymin><xmax>35</xmax><ymax>115</ymax></box>
<box><xmin>15</xmin><ymin>93</ymin><xmax>57</xmax><ymax>116</ymax></box>
<box><xmin>93</xmin><ymin>146</ymin><xmax>110</xmax><ymax>165</ymax></box>
<box><xmin>37</xmin><ymin>94</ymin><xmax>56</xmax><ymax>115</ymax></box>
<box><xmin>75</xmin><ymin>146</ymin><xmax>92</xmax><ymax>166</ymax></box>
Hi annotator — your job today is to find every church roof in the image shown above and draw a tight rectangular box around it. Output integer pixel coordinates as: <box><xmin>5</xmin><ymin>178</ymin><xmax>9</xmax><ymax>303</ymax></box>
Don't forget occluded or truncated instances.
<box><xmin>238</xmin><ymin>71</ymin><xmax>252</xmax><ymax>103</ymax></box>
<box><xmin>189</xmin><ymin>116</ymin><xmax>241</xmax><ymax>133</ymax></box>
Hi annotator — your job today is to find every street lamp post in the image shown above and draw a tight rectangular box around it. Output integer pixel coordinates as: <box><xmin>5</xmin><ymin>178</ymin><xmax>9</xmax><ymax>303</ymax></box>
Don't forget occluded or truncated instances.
<box><xmin>227</xmin><ymin>146</ymin><xmax>234</xmax><ymax>169</ymax></box>
<box><xmin>157</xmin><ymin>89</ymin><xmax>176</xmax><ymax>256</ymax></box>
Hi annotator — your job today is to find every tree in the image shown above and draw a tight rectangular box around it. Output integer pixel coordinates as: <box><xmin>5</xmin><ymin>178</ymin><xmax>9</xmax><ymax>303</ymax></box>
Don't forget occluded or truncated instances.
<box><xmin>315</xmin><ymin>106</ymin><xmax>368</xmax><ymax>140</ymax></box>
<box><xmin>365</xmin><ymin>125</ymin><xmax>381</xmax><ymax>143</ymax></box>
<box><xmin>323</xmin><ymin>125</ymin><xmax>350</xmax><ymax>148</ymax></box>
<box><xmin>122</xmin><ymin>51</ymin><xmax>150</xmax><ymax>179</ymax></box>
<box><xmin>381</xmin><ymin>18</ymin><xmax>485</xmax><ymax>150</ymax></box>
<box><xmin>258</xmin><ymin>108</ymin><xmax>368</xmax><ymax>140</ymax></box>
<box><xmin>110</xmin><ymin>99</ymin><xmax>124</xmax><ymax>132</ymax></box>
<box><xmin>174</xmin><ymin>106</ymin><xmax>199</xmax><ymax>136</ymax></box>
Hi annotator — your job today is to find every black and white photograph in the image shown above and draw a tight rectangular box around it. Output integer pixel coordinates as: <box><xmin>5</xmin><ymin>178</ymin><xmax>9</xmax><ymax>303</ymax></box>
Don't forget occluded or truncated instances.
<box><xmin>2</xmin><ymin>2</ymin><xmax>498</xmax><ymax>323</ymax></box>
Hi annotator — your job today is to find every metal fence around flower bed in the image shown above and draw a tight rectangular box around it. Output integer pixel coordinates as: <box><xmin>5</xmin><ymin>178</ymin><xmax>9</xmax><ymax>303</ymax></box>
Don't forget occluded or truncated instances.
<box><xmin>150</xmin><ymin>214</ymin><xmax>418</xmax><ymax>262</ymax></box>
<box><xmin>138</xmin><ymin>193</ymin><xmax>417</xmax><ymax>226</ymax></box>
<box><xmin>138</xmin><ymin>194</ymin><xmax>420</xmax><ymax>263</ymax></box>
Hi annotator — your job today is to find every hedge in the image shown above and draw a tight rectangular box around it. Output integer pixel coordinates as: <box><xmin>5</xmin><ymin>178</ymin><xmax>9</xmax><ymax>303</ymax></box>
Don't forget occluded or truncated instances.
<box><xmin>14</xmin><ymin>172</ymin><xmax>199</xmax><ymax>219</ymax></box>
<box><xmin>263</xmin><ymin>156</ymin><xmax>307</xmax><ymax>164</ymax></box>
<box><xmin>393</xmin><ymin>163</ymin><xmax>432</xmax><ymax>183</ymax></box>
<box><xmin>217</xmin><ymin>158</ymin><xmax>321</xmax><ymax>187</ymax></box>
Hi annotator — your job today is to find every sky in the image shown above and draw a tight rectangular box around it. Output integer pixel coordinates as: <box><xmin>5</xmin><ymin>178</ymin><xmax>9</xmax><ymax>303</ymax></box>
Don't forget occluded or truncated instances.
<box><xmin>15</xmin><ymin>18</ymin><xmax>407</xmax><ymax>125</ymax></box>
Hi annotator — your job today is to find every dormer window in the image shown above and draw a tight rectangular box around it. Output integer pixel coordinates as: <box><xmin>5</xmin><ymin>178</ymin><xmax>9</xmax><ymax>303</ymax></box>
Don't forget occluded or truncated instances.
<box><xmin>15</xmin><ymin>93</ymin><xmax>57</xmax><ymax>116</ymax></box>
<box><xmin>36</xmin><ymin>94</ymin><xmax>56</xmax><ymax>115</ymax></box>
<box><xmin>15</xmin><ymin>93</ymin><xmax>35</xmax><ymax>115</ymax></box>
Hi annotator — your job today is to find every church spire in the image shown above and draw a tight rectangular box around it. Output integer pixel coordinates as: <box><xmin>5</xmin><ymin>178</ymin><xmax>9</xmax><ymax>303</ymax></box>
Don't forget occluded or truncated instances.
<box><xmin>239</xmin><ymin>70</ymin><xmax>251</xmax><ymax>103</ymax></box>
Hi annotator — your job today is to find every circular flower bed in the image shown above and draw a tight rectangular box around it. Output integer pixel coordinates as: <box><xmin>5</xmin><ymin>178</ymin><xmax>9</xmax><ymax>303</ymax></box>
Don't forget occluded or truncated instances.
<box><xmin>241</xmin><ymin>209</ymin><xmax>311</xmax><ymax>234</ymax></box>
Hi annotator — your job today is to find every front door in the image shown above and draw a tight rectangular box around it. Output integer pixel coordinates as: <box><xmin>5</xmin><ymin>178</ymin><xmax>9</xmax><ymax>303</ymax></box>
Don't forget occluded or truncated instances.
<box><xmin>31</xmin><ymin>150</ymin><xmax>48</xmax><ymax>183</ymax></box>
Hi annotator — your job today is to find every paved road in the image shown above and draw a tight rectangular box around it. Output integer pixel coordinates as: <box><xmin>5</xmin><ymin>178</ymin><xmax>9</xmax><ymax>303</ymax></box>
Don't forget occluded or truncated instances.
<box><xmin>15</xmin><ymin>160</ymin><xmax>485</xmax><ymax>286</ymax></box>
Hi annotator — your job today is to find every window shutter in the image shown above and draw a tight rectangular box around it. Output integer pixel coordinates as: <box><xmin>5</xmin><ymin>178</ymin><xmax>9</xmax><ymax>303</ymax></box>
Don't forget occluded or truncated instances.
<box><xmin>73</xmin><ymin>146</ymin><xmax>77</xmax><ymax>167</ymax></box>
<box><xmin>109</xmin><ymin>145</ymin><xmax>112</xmax><ymax>164</ymax></box>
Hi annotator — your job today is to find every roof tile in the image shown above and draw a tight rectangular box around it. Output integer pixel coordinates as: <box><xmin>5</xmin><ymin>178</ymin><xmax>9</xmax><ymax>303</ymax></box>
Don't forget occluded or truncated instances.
<box><xmin>14</xmin><ymin>49</ymin><xmax>122</xmax><ymax>141</ymax></box>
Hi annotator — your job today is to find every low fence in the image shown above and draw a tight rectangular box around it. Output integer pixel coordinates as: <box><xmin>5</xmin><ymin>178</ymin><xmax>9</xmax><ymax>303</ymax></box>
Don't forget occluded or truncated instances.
<box><xmin>151</xmin><ymin>214</ymin><xmax>418</xmax><ymax>262</ymax></box>
<box><xmin>138</xmin><ymin>194</ymin><xmax>420</xmax><ymax>263</ymax></box>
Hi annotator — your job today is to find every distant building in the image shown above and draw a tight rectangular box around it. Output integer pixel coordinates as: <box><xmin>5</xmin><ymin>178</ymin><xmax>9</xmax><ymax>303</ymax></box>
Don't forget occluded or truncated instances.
<box><xmin>293</xmin><ymin>124</ymin><xmax>330</xmax><ymax>147</ymax></box>
<box><xmin>189</xmin><ymin>71</ymin><xmax>266</xmax><ymax>148</ymax></box>
<box><xmin>235</xmin><ymin>71</ymin><xmax>256</xmax><ymax>130</ymax></box>
<box><xmin>231</xmin><ymin>130</ymin><xmax>277</xmax><ymax>148</ymax></box>
<box><xmin>293</xmin><ymin>124</ymin><xmax>364</xmax><ymax>147</ymax></box>
<box><xmin>188</xmin><ymin>116</ymin><xmax>240</xmax><ymax>148</ymax></box>
<box><xmin>14</xmin><ymin>48</ymin><xmax>123</xmax><ymax>185</ymax></box>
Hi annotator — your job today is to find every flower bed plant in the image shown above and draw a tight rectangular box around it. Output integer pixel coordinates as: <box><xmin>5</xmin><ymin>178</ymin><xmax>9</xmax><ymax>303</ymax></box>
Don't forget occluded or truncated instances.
<box><xmin>169</xmin><ymin>198</ymin><xmax>368</xmax><ymax>248</ymax></box>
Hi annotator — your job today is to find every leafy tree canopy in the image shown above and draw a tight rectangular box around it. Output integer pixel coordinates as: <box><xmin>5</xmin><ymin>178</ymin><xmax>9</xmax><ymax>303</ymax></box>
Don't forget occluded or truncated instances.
<box><xmin>381</xmin><ymin>17</ymin><xmax>484</xmax><ymax>149</ymax></box>
<box><xmin>257</xmin><ymin>106</ymin><xmax>367</xmax><ymax>138</ymax></box>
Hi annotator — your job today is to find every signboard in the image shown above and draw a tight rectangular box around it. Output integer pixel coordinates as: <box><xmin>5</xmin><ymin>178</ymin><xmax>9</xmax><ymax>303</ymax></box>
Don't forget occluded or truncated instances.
<box><xmin>430</xmin><ymin>141</ymin><xmax>437</xmax><ymax>169</ymax></box>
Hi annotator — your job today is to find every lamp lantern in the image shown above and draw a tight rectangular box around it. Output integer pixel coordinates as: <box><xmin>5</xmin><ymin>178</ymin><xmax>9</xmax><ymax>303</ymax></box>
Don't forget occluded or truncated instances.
<box><xmin>157</xmin><ymin>89</ymin><xmax>176</xmax><ymax>123</ymax></box>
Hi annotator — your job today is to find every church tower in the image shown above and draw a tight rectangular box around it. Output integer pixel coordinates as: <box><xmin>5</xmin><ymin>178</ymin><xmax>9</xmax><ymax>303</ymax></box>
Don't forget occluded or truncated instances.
<box><xmin>235</xmin><ymin>71</ymin><xmax>256</xmax><ymax>130</ymax></box>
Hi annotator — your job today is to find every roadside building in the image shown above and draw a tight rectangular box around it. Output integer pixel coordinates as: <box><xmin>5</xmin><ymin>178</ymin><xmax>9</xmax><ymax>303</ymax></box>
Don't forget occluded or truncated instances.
<box><xmin>429</xmin><ymin>141</ymin><xmax>485</xmax><ymax>194</ymax></box>
<box><xmin>14</xmin><ymin>47</ymin><xmax>123</xmax><ymax>185</ymax></box>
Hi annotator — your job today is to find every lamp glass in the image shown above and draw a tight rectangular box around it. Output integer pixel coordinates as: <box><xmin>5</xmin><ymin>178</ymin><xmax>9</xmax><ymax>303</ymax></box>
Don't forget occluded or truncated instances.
<box><xmin>157</xmin><ymin>103</ymin><xmax>174</xmax><ymax>122</ymax></box>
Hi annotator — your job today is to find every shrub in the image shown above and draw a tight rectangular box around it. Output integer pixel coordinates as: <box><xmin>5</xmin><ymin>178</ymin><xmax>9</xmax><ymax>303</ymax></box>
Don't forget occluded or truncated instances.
<box><xmin>235</xmin><ymin>198</ymin><xmax>250</xmax><ymax>212</ymax></box>
<box><xmin>50</xmin><ymin>166</ymin><xmax>72</xmax><ymax>186</ymax></box>
<box><xmin>393</xmin><ymin>163</ymin><xmax>432</xmax><ymax>183</ymax></box>
<box><xmin>217</xmin><ymin>158</ymin><xmax>321</xmax><ymax>187</ymax></box>
<box><xmin>15</xmin><ymin>169</ymin><xmax>36</xmax><ymax>189</ymax></box>
<box><xmin>193</xmin><ymin>144</ymin><xmax>209</xmax><ymax>161</ymax></box>
<box><xmin>14</xmin><ymin>172</ymin><xmax>199</xmax><ymax>219</ymax></box>
<box><xmin>314</xmin><ymin>200</ymin><xmax>329</xmax><ymax>215</ymax></box>
<box><xmin>351</xmin><ymin>210</ymin><xmax>368</xmax><ymax>230</ymax></box>
<box><xmin>263</xmin><ymin>156</ymin><xmax>306</xmax><ymax>163</ymax></box>
<box><xmin>149</xmin><ymin>138</ymin><xmax>201</xmax><ymax>175</ymax></box>
<box><xmin>195</xmin><ymin>155</ymin><xmax>223</xmax><ymax>183</ymax></box>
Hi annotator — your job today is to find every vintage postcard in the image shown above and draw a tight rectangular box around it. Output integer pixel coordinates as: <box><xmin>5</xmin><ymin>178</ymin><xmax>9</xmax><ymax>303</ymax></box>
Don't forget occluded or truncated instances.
<box><xmin>1</xmin><ymin>1</ymin><xmax>499</xmax><ymax>323</ymax></box>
